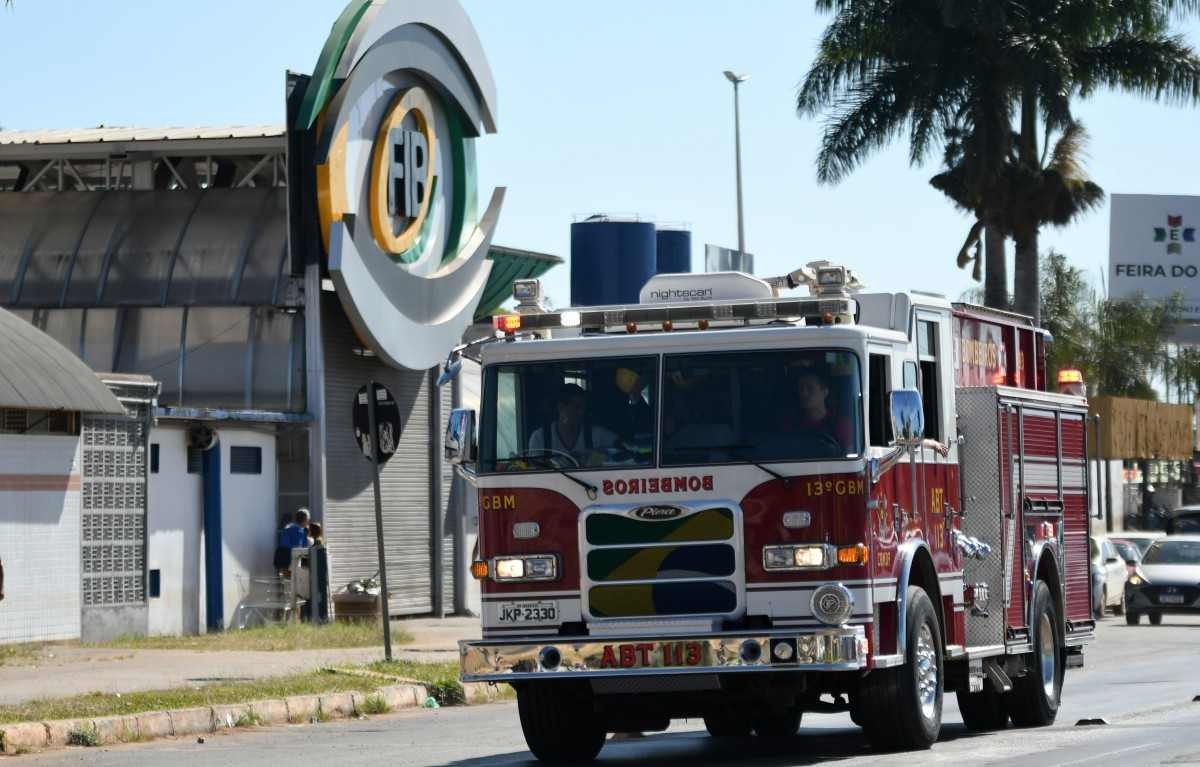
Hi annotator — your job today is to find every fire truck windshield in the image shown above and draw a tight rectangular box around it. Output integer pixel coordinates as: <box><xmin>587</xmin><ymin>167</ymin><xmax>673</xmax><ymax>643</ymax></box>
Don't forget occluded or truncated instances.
<box><xmin>662</xmin><ymin>349</ymin><xmax>862</xmax><ymax>464</ymax></box>
<box><xmin>480</xmin><ymin>356</ymin><xmax>658</xmax><ymax>473</ymax></box>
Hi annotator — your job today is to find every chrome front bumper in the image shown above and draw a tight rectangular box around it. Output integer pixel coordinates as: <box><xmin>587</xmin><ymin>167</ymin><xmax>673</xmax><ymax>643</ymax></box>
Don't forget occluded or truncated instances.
<box><xmin>460</xmin><ymin>626</ymin><xmax>868</xmax><ymax>682</ymax></box>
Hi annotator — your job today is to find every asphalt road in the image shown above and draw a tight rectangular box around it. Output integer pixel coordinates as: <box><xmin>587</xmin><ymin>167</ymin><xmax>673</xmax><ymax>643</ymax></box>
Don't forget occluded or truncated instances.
<box><xmin>27</xmin><ymin>615</ymin><xmax>1200</xmax><ymax>767</ymax></box>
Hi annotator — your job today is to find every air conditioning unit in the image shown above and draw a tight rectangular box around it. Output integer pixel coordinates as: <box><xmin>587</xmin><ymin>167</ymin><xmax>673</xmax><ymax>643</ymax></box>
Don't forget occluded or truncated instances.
<box><xmin>187</xmin><ymin>423</ymin><xmax>218</xmax><ymax>452</ymax></box>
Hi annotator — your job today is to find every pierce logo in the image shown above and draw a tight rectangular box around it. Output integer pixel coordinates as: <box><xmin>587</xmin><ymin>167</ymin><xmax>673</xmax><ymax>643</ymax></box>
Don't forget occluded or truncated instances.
<box><xmin>1154</xmin><ymin>214</ymin><xmax>1196</xmax><ymax>255</ymax></box>
<box><xmin>632</xmin><ymin>505</ymin><xmax>685</xmax><ymax>521</ymax></box>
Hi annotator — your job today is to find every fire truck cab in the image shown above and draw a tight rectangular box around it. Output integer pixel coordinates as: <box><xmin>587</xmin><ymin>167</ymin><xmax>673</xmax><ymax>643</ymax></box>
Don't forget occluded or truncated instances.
<box><xmin>443</xmin><ymin>264</ymin><xmax>1095</xmax><ymax>761</ymax></box>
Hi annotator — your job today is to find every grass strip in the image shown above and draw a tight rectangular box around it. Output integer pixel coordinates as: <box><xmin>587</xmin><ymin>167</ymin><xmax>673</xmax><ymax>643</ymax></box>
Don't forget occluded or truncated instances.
<box><xmin>89</xmin><ymin>621</ymin><xmax>412</xmax><ymax>653</ymax></box>
<box><xmin>0</xmin><ymin>658</ymin><xmax>480</xmax><ymax>726</ymax></box>
<box><xmin>0</xmin><ymin>669</ymin><xmax>388</xmax><ymax>725</ymax></box>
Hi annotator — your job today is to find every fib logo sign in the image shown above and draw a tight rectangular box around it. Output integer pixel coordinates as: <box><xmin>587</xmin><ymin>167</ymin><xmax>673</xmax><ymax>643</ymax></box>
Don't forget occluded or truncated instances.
<box><xmin>297</xmin><ymin>0</ymin><xmax>504</xmax><ymax>370</ymax></box>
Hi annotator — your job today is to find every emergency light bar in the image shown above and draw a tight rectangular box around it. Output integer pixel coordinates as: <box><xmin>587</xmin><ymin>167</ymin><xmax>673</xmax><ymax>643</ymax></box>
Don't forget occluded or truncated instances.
<box><xmin>492</xmin><ymin>296</ymin><xmax>857</xmax><ymax>335</ymax></box>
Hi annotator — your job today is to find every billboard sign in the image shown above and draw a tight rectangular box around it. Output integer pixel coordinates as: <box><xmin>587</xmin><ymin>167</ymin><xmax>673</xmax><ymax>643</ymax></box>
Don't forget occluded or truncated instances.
<box><xmin>1110</xmin><ymin>194</ymin><xmax>1200</xmax><ymax>319</ymax></box>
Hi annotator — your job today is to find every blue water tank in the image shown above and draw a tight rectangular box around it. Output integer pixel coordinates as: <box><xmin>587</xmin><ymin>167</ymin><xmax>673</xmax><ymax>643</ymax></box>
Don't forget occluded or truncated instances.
<box><xmin>655</xmin><ymin>227</ymin><xmax>692</xmax><ymax>274</ymax></box>
<box><xmin>570</xmin><ymin>217</ymin><xmax>657</xmax><ymax>306</ymax></box>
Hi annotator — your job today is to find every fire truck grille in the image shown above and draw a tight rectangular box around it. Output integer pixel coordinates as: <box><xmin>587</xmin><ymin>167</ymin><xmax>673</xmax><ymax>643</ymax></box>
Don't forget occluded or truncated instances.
<box><xmin>583</xmin><ymin>507</ymin><xmax>741</xmax><ymax>619</ymax></box>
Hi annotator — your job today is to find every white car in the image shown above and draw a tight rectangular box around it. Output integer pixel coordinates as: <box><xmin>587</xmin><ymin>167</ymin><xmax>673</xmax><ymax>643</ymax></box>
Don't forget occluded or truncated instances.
<box><xmin>1114</xmin><ymin>531</ymin><xmax>1165</xmax><ymax>557</ymax></box>
<box><xmin>1091</xmin><ymin>536</ymin><xmax>1129</xmax><ymax>616</ymax></box>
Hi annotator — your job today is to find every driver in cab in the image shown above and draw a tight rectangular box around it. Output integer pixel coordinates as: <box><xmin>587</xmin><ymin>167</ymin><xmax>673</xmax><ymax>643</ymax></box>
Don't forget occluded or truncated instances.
<box><xmin>528</xmin><ymin>384</ymin><xmax>619</xmax><ymax>466</ymax></box>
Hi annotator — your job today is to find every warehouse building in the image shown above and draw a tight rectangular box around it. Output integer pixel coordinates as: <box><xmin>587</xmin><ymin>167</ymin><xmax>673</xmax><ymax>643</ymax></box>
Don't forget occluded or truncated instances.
<box><xmin>0</xmin><ymin>0</ymin><xmax>558</xmax><ymax>634</ymax></box>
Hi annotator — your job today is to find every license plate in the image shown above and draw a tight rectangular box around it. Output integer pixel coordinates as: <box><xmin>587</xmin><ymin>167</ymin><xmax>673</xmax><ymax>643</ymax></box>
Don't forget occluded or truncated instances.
<box><xmin>497</xmin><ymin>601</ymin><xmax>558</xmax><ymax>624</ymax></box>
<box><xmin>1159</xmin><ymin>593</ymin><xmax>1185</xmax><ymax>604</ymax></box>
<box><xmin>599</xmin><ymin>641</ymin><xmax>709</xmax><ymax>669</ymax></box>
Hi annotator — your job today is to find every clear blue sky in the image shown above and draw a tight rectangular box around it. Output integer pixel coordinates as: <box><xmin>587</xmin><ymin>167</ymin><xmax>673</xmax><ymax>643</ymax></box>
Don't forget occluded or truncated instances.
<box><xmin>2</xmin><ymin>0</ymin><xmax>1198</xmax><ymax>308</ymax></box>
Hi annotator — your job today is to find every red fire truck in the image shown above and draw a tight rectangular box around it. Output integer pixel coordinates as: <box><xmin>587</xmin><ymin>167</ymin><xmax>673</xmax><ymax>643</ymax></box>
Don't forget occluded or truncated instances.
<box><xmin>442</xmin><ymin>263</ymin><xmax>1095</xmax><ymax>761</ymax></box>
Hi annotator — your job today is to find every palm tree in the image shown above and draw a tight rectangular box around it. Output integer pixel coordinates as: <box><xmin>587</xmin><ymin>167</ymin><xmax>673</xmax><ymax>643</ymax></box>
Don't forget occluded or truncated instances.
<box><xmin>931</xmin><ymin>120</ymin><xmax>1105</xmax><ymax>310</ymax></box>
<box><xmin>800</xmin><ymin>0</ymin><xmax>1200</xmax><ymax>321</ymax></box>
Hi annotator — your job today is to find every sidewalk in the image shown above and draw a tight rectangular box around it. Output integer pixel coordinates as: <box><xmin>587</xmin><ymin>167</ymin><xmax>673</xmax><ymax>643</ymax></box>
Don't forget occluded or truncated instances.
<box><xmin>0</xmin><ymin>617</ymin><xmax>477</xmax><ymax>706</ymax></box>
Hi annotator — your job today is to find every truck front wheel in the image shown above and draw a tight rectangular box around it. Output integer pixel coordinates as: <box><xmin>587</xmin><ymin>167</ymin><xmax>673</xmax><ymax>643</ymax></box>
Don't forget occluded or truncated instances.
<box><xmin>1007</xmin><ymin>581</ymin><xmax>1062</xmax><ymax>727</ymax></box>
<box><xmin>703</xmin><ymin>709</ymin><xmax>751</xmax><ymax>737</ymax></box>
<box><xmin>516</xmin><ymin>681</ymin><xmax>607</xmax><ymax>762</ymax></box>
<box><xmin>858</xmin><ymin>586</ymin><xmax>943</xmax><ymax>750</ymax></box>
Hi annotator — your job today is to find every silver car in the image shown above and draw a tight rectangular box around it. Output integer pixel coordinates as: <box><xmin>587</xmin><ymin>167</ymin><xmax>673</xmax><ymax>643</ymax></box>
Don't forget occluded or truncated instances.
<box><xmin>1124</xmin><ymin>535</ymin><xmax>1200</xmax><ymax>625</ymax></box>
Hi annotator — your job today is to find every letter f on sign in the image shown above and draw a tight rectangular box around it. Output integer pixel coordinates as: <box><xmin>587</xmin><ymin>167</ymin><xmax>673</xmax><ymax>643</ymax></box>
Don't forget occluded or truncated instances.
<box><xmin>387</xmin><ymin>128</ymin><xmax>429</xmax><ymax>219</ymax></box>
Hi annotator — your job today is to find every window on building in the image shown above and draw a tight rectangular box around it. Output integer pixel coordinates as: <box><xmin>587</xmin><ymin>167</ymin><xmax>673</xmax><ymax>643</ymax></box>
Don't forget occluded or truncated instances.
<box><xmin>868</xmin><ymin>353</ymin><xmax>893</xmax><ymax>448</ymax></box>
<box><xmin>186</xmin><ymin>446</ymin><xmax>202</xmax><ymax>474</ymax></box>
<box><xmin>0</xmin><ymin>408</ymin><xmax>78</xmax><ymax>435</ymax></box>
<box><xmin>230</xmin><ymin>446</ymin><xmax>263</xmax><ymax>475</ymax></box>
<box><xmin>150</xmin><ymin>443</ymin><xmax>160</xmax><ymax>474</ymax></box>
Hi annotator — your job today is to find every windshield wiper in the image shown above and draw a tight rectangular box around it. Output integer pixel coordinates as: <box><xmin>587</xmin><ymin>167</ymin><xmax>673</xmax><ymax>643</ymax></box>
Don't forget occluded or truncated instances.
<box><xmin>514</xmin><ymin>453</ymin><xmax>599</xmax><ymax>500</ymax></box>
<box><xmin>670</xmin><ymin>444</ymin><xmax>790</xmax><ymax>485</ymax></box>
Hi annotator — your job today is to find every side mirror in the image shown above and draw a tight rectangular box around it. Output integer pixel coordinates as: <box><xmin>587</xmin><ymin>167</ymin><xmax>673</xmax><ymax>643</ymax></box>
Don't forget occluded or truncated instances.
<box><xmin>437</xmin><ymin>358</ymin><xmax>463</xmax><ymax>387</ymax></box>
<box><xmin>445</xmin><ymin>408</ymin><xmax>477</xmax><ymax>466</ymax></box>
<box><xmin>888</xmin><ymin>388</ymin><xmax>925</xmax><ymax>446</ymax></box>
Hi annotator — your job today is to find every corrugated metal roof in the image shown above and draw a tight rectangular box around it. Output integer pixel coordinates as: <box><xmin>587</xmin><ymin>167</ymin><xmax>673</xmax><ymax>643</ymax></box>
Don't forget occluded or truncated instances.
<box><xmin>0</xmin><ymin>307</ymin><xmax>124</xmax><ymax>414</ymax></box>
<box><xmin>0</xmin><ymin>125</ymin><xmax>286</xmax><ymax>146</ymax></box>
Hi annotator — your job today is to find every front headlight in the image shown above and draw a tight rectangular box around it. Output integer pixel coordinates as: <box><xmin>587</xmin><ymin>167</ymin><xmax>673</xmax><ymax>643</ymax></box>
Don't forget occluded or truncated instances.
<box><xmin>493</xmin><ymin>555</ymin><xmax>558</xmax><ymax>582</ymax></box>
<box><xmin>1128</xmin><ymin>571</ymin><xmax>1148</xmax><ymax>587</ymax></box>
<box><xmin>764</xmin><ymin>544</ymin><xmax>831</xmax><ymax>570</ymax></box>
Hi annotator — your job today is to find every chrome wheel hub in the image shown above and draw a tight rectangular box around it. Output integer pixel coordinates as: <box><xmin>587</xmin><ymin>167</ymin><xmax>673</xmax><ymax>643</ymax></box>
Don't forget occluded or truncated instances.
<box><xmin>915</xmin><ymin>623</ymin><xmax>939</xmax><ymax>720</ymax></box>
<box><xmin>1038</xmin><ymin>613</ymin><xmax>1057</xmax><ymax>699</ymax></box>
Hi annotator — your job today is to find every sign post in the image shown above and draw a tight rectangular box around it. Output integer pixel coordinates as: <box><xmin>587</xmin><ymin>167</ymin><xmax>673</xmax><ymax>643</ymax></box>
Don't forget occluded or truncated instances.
<box><xmin>354</xmin><ymin>381</ymin><xmax>402</xmax><ymax>662</ymax></box>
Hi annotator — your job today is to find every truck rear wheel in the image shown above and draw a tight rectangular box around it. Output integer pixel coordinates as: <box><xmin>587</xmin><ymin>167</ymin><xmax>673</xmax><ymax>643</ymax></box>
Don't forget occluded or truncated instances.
<box><xmin>858</xmin><ymin>586</ymin><xmax>943</xmax><ymax>750</ymax></box>
<box><xmin>956</xmin><ymin>684</ymin><xmax>1008</xmax><ymax>731</ymax></box>
<box><xmin>1007</xmin><ymin>581</ymin><xmax>1062</xmax><ymax>727</ymax></box>
<box><xmin>516</xmin><ymin>681</ymin><xmax>606</xmax><ymax>762</ymax></box>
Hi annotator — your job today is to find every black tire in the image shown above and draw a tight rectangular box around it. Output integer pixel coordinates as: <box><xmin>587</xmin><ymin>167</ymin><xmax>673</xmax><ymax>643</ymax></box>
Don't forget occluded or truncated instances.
<box><xmin>703</xmin><ymin>710</ymin><xmax>752</xmax><ymax>738</ymax></box>
<box><xmin>858</xmin><ymin>586</ymin><xmax>943</xmax><ymax>750</ymax></box>
<box><xmin>956</xmin><ymin>684</ymin><xmax>1009</xmax><ymax>731</ymax></box>
<box><xmin>1112</xmin><ymin>590</ymin><xmax>1125</xmax><ymax>616</ymax></box>
<box><xmin>1125</xmin><ymin>610</ymin><xmax>1140</xmax><ymax>626</ymax></box>
<box><xmin>752</xmin><ymin>709</ymin><xmax>802</xmax><ymax>737</ymax></box>
<box><xmin>1148</xmin><ymin>612</ymin><xmax>1163</xmax><ymax>626</ymax></box>
<box><xmin>1008</xmin><ymin>582</ymin><xmax>1062</xmax><ymax>728</ymax></box>
<box><xmin>516</xmin><ymin>681</ymin><xmax>606</xmax><ymax>763</ymax></box>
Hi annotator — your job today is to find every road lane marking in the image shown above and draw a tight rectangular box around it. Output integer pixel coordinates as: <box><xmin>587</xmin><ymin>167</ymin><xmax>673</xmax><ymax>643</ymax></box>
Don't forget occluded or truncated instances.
<box><xmin>1053</xmin><ymin>741</ymin><xmax>1161</xmax><ymax>767</ymax></box>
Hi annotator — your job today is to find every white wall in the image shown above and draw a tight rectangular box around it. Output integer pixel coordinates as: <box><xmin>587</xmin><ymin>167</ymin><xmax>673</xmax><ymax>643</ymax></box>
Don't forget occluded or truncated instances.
<box><xmin>147</xmin><ymin>426</ymin><xmax>203</xmax><ymax>636</ymax></box>
<box><xmin>0</xmin><ymin>434</ymin><xmax>82</xmax><ymax>643</ymax></box>
<box><xmin>148</xmin><ymin>425</ymin><xmax>278</xmax><ymax>634</ymax></box>
<box><xmin>219</xmin><ymin>428</ymin><xmax>278</xmax><ymax>630</ymax></box>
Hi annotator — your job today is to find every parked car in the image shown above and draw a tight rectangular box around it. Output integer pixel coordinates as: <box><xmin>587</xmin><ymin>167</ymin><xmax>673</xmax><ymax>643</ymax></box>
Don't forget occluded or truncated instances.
<box><xmin>1112</xmin><ymin>531</ymin><xmax>1164</xmax><ymax>557</ymax></box>
<box><xmin>1108</xmin><ymin>538</ymin><xmax>1143</xmax><ymax>577</ymax></box>
<box><xmin>1124</xmin><ymin>535</ymin><xmax>1200</xmax><ymax>625</ymax></box>
<box><xmin>1166</xmin><ymin>505</ymin><xmax>1200</xmax><ymax>535</ymax></box>
<box><xmin>1091</xmin><ymin>536</ymin><xmax>1129</xmax><ymax>617</ymax></box>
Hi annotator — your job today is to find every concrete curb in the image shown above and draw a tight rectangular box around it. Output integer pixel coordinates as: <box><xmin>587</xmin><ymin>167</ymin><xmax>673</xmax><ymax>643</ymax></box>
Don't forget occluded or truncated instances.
<box><xmin>0</xmin><ymin>683</ymin><xmax>429</xmax><ymax>755</ymax></box>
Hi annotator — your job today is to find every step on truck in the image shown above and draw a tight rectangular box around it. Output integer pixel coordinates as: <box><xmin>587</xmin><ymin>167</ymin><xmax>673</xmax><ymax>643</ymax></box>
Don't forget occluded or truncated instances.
<box><xmin>440</xmin><ymin>263</ymin><xmax>1096</xmax><ymax>761</ymax></box>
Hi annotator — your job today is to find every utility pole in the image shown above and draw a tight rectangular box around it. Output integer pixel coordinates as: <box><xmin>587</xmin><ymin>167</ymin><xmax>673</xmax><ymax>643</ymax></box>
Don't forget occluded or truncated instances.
<box><xmin>724</xmin><ymin>70</ymin><xmax>748</xmax><ymax>258</ymax></box>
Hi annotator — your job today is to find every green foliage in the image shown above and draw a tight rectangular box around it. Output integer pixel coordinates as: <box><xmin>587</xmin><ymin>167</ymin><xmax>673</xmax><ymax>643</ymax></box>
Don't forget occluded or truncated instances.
<box><xmin>799</xmin><ymin>0</ymin><xmax>1200</xmax><ymax>315</ymax></box>
<box><xmin>1038</xmin><ymin>251</ymin><xmax>1181</xmax><ymax>398</ymax></box>
<box><xmin>66</xmin><ymin>726</ymin><xmax>100</xmax><ymax>747</ymax></box>
<box><xmin>234</xmin><ymin>710</ymin><xmax>264</xmax><ymax>727</ymax></box>
<box><xmin>359</xmin><ymin>694</ymin><xmax>390</xmax><ymax>715</ymax></box>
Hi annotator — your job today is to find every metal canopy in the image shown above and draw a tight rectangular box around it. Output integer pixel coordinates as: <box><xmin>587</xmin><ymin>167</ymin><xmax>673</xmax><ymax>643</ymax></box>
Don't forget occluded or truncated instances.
<box><xmin>0</xmin><ymin>306</ymin><xmax>124</xmax><ymax>414</ymax></box>
<box><xmin>0</xmin><ymin>189</ymin><xmax>294</xmax><ymax>308</ymax></box>
<box><xmin>476</xmin><ymin>245</ymin><xmax>562</xmax><ymax>321</ymax></box>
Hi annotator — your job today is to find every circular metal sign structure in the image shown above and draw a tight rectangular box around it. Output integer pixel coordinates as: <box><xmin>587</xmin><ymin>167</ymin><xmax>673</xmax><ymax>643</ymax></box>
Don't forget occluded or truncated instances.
<box><xmin>303</xmin><ymin>0</ymin><xmax>503</xmax><ymax>370</ymax></box>
<box><xmin>353</xmin><ymin>382</ymin><xmax>402</xmax><ymax>465</ymax></box>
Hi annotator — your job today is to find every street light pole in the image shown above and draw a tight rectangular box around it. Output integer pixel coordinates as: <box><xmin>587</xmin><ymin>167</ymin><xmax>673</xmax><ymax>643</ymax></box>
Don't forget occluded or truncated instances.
<box><xmin>724</xmin><ymin>70</ymin><xmax>748</xmax><ymax>258</ymax></box>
